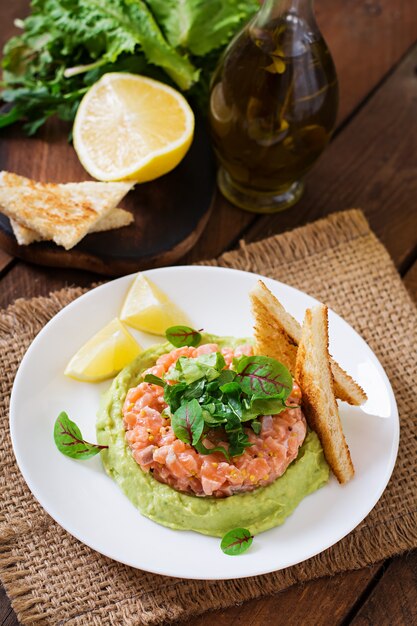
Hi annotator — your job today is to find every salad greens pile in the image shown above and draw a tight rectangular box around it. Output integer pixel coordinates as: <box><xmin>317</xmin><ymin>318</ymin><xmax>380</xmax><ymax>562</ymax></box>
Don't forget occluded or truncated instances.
<box><xmin>1</xmin><ymin>0</ymin><xmax>258</xmax><ymax>134</ymax></box>
<box><xmin>145</xmin><ymin>326</ymin><xmax>296</xmax><ymax>460</ymax></box>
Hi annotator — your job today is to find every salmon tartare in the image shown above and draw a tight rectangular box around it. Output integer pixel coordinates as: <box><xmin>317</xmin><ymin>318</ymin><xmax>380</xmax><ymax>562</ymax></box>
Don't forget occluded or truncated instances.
<box><xmin>122</xmin><ymin>343</ymin><xmax>307</xmax><ymax>498</ymax></box>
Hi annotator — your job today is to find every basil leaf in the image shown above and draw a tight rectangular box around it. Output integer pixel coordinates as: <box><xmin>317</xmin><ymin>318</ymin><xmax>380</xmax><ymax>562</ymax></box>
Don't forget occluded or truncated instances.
<box><xmin>235</xmin><ymin>356</ymin><xmax>293</xmax><ymax>401</ymax></box>
<box><xmin>54</xmin><ymin>412</ymin><xmax>108</xmax><ymax>460</ymax></box>
<box><xmin>171</xmin><ymin>399</ymin><xmax>204</xmax><ymax>446</ymax></box>
<box><xmin>143</xmin><ymin>374</ymin><xmax>165</xmax><ymax>387</ymax></box>
<box><xmin>165</xmin><ymin>325</ymin><xmax>202</xmax><ymax>348</ymax></box>
<box><xmin>195</xmin><ymin>440</ymin><xmax>230</xmax><ymax>462</ymax></box>
<box><xmin>221</xmin><ymin>528</ymin><xmax>254</xmax><ymax>556</ymax></box>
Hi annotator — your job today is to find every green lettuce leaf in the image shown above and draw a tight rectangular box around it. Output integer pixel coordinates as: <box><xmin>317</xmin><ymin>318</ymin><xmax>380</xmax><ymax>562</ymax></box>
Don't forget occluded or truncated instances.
<box><xmin>146</xmin><ymin>0</ymin><xmax>258</xmax><ymax>56</ymax></box>
<box><xmin>1</xmin><ymin>0</ymin><xmax>258</xmax><ymax>132</ymax></box>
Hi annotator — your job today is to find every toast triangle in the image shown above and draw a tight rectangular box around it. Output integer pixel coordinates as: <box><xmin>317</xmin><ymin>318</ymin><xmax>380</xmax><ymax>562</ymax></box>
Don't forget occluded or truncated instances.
<box><xmin>250</xmin><ymin>280</ymin><xmax>367</xmax><ymax>406</ymax></box>
<box><xmin>10</xmin><ymin>207</ymin><xmax>134</xmax><ymax>246</ymax></box>
<box><xmin>0</xmin><ymin>172</ymin><xmax>133</xmax><ymax>249</ymax></box>
<box><xmin>295</xmin><ymin>305</ymin><xmax>354</xmax><ymax>483</ymax></box>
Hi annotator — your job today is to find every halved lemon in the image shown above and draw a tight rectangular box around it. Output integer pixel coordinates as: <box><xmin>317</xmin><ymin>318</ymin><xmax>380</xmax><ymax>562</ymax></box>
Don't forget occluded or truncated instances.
<box><xmin>64</xmin><ymin>318</ymin><xmax>142</xmax><ymax>382</ymax></box>
<box><xmin>120</xmin><ymin>274</ymin><xmax>190</xmax><ymax>335</ymax></box>
<box><xmin>73</xmin><ymin>72</ymin><xmax>195</xmax><ymax>182</ymax></box>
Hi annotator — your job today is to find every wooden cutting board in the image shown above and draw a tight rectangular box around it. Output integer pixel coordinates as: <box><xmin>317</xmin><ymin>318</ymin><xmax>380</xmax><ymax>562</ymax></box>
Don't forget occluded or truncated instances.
<box><xmin>0</xmin><ymin>117</ymin><xmax>215</xmax><ymax>276</ymax></box>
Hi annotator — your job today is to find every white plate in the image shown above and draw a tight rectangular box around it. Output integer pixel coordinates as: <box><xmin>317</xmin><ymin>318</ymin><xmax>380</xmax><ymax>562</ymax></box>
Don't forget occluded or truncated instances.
<box><xmin>10</xmin><ymin>266</ymin><xmax>399</xmax><ymax>580</ymax></box>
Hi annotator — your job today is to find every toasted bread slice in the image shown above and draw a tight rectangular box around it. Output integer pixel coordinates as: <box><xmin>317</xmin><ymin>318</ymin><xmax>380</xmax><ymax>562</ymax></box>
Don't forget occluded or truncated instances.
<box><xmin>10</xmin><ymin>207</ymin><xmax>134</xmax><ymax>246</ymax></box>
<box><xmin>250</xmin><ymin>280</ymin><xmax>367</xmax><ymax>406</ymax></box>
<box><xmin>0</xmin><ymin>172</ymin><xmax>133</xmax><ymax>250</ymax></box>
<box><xmin>295</xmin><ymin>305</ymin><xmax>354</xmax><ymax>483</ymax></box>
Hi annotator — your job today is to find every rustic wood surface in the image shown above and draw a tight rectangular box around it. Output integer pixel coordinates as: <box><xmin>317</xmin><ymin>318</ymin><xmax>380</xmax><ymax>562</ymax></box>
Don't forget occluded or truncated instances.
<box><xmin>1</xmin><ymin>1</ymin><xmax>416</xmax><ymax>625</ymax></box>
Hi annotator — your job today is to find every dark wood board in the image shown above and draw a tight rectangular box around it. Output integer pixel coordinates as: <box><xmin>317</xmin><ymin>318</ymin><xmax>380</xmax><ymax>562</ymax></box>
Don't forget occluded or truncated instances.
<box><xmin>0</xmin><ymin>118</ymin><xmax>215</xmax><ymax>276</ymax></box>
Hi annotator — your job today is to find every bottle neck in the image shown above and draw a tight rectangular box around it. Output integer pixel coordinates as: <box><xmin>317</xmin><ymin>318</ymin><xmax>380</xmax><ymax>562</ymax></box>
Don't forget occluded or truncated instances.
<box><xmin>255</xmin><ymin>0</ymin><xmax>316</xmax><ymax>29</ymax></box>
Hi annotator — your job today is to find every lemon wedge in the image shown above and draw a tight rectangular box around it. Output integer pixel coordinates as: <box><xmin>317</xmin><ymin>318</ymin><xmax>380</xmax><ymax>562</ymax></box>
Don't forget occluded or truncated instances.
<box><xmin>73</xmin><ymin>72</ymin><xmax>195</xmax><ymax>182</ymax></box>
<box><xmin>64</xmin><ymin>318</ymin><xmax>142</xmax><ymax>382</ymax></box>
<box><xmin>120</xmin><ymin>274</ymin><xmax>190</xmax><ymax>335</ymax></box>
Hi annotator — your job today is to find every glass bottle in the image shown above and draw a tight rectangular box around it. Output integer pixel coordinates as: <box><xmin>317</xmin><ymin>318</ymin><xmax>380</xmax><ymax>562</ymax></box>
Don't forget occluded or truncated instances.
<box><xmin>209</xmin><ymin>0</ymin><xmax>338</xmax><ymax>213</ymax></box>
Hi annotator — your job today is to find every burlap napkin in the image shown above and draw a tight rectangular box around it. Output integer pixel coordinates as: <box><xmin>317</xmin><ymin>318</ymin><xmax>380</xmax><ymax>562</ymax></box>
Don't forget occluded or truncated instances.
<box><xmin>0</xmin><ymin>210</ymin><xmax>416</xmax><ymax>625</ymax></box>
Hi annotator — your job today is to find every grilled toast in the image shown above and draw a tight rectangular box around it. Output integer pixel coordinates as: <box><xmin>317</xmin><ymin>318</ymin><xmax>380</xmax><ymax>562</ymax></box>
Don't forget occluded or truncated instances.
<box><xmin>250</xmin><ymin>280</ymin><xmax>367</xmax><ymax>406</ymax></box>
<box><xmin>0</xmin><ymin>172</ymin><xmax>133</xmax><ymax>249</ymax></box>
<box><xmin>295</xmin><ymin>305</ymin><xmax>355</xmax><ymax>483</ymax></box>
<box><xmin>10</xmin><ymin>207</ymin><xmax>134</xmax><ymax>246</ymax></box>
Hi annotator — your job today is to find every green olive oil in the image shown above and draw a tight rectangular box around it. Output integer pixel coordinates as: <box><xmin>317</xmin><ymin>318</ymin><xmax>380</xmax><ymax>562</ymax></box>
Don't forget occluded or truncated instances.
<box><xmin>209</xmin><ymin>2</ymin><xmax>338</xmax><ymax>212</ymax></box>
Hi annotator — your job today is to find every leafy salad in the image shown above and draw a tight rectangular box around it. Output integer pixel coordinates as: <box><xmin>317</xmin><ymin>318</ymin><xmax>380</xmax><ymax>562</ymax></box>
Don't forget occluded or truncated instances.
<box><xmin>1</xmin><ymin>0</ymin><xmax>258</xmax><ymax>134</ymax></box>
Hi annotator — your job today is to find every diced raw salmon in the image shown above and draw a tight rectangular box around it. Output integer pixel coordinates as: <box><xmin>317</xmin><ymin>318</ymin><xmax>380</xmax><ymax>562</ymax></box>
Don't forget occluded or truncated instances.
<box><xmin>123</xmin><ymin>343</ymin><xmax>306</xmax><ymax>497</ymax></box>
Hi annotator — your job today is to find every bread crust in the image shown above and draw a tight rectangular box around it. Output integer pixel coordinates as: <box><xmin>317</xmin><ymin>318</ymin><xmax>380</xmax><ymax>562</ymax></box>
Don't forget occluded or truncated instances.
<box><xmin>250</xmin><ymin>280</ymin><xmax>367</xmax><ymax>406</ymax></box>
<box><xmin>295</xmin><ymin>305</ymin><xmax>354</xmax><ymax>484</ymax></box>
<box><xmin>0</xmin><ymin>172</ymin><xmax>133</xmax><ymax>249</ymax></box>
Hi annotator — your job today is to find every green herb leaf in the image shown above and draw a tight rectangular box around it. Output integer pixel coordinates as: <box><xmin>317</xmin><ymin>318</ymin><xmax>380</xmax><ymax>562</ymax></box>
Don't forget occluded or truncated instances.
<box><xmin>195</xmin><ymin>439</ymin><xmax>230</xmax><ymax>462</ymax></box>
<box><xmin>165</xmin><ymin>325</ymin><xmax>202</xmax><ymax>348</ymax></box>
<box><xmin>219</xmin><ymin>381</ymin><xmax>241</xmax><ymax>395</ymax></box>
<box><xmin>217</xmin><ymin>369</ymin><xmax>236</xmax><ymax>386</ymax></box>
<box><xmin>143</xmin><ymin>374</ymin><xmax>165</xmax><ymax>387</ymax></box>
<box><xmin>182</xmin><ymin>378</ymin><xmax>206</xmax><ymax>400</ymax></box>
<box><xmin>241</xmin><ymin>396</ymin><xmax>289</xmax><ymax>422</ymax></box>
<box><xmin>171</xmin><ymin>399</ymin><xmax>204</xmax><ymax>446</ymax></box>
<box><xmin>235</xmin><ymin>356</ymin><xmax>293</xmax><ymax>400</ymax></box>
<box><xmin>54</xmin><ymin>412</ymin><xmax>107</xmax><ymax>459</ymax></box>
<box><xmin>167</xmin><ymin>352</ymin><xmax>226</xmax><ymax>385</ymax></box>
<box><xmin>221</xmin><ymin>528</ymin><xmax>254</xmax><ymax>556</ymax></box>
<box><xmin>164</xmin><ymin>382</ymin><xmax>188</xmax><ymax>413</ymax></box>
<box><xmin>228</xmin><ymin>430</ymin><xmax>252</xmax><ymax>457</ymax></box>
<box><xmin>251</xmin><ymin>419</ymin><xmax>261</xmax><ymax>435</ymax></box>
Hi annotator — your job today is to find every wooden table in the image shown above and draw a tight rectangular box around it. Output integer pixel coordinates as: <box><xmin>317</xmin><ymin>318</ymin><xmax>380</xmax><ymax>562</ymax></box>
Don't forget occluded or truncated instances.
<box><xmin>1</xmin><ymin>2</ymin><xmax>416</xmax><ymax>625</ymax></box>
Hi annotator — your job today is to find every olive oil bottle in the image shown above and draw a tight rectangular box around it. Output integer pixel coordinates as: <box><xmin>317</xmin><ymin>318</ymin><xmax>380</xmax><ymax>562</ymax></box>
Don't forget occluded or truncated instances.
<box><xmin>209</xmin><ymin>0</ymin><xmax>338</xmax><ymax>213</ymax></box>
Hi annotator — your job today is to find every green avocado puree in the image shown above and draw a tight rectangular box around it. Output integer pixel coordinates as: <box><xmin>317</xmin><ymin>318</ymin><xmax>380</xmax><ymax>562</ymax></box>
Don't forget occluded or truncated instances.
<box><xmin>96</xmin><ymin>334</ymin><xmax>329</xmax><ymax>537</ymax></box>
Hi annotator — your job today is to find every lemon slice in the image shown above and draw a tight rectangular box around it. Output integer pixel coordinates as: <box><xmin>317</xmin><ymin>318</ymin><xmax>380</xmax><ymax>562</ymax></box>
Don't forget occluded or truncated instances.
<box><xmin>120</xmin><ymin>274</ymin><xmax>190</xmax><ymax>335</ymax></box>
<box><xmin>73</xmin><ymin>72</ymin><xmax>195</xmax><ymax>182</ymax></box>
<box><xmin>64</xmin><ymin>318</ymin><xmax>142</xmax><ymax>382</ymax></box>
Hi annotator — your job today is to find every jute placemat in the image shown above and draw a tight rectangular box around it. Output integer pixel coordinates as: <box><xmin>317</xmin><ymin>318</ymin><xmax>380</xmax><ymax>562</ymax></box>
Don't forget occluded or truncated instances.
<box><xmin>0</xmin><ymin>210</ymin><xmax>416</xmax><ymax>625</ymax></box>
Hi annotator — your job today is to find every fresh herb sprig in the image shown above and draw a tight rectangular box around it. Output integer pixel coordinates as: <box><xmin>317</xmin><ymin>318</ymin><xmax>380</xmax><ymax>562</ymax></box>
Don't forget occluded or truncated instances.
<box><xmin>144</xmin><ymin>350</ymin><xmax>296</xmax><ymax>459</ymax></box>
<box><xmin>54</xmin><ymin>411</ymin><xmax>108</xmax><ymax>459</ymax></box>
<box><xmin>165</xmin><ymin>325</ymin><xmax>203</xmax><ymax>348</ymax></box>
<box><xmin>221</xmin><ymin>528</ymin><xmax>254</xmax><ymax>556</ymax></box>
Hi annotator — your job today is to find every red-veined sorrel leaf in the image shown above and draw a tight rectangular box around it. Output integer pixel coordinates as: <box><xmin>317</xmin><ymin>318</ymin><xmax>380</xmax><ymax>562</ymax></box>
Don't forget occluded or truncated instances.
<box><xmin>54</xmin><ymin>412</ymin><xmax>108</xmax><ymax>460</ymax></box>
<box><xmin>235</xmin><ymin>356</ymin><xmax>292</xmax><ymax>401</ymax></box>
<box><xmin>221</xmin><ymin>528</ymin><xmax>254</xmax><ymax>556</ymax></box>
<box><xmin>165</xmin><ymin>325</ymin><xmax>202</xmax><ymax>348</ymax></box>
<box><xmin>171</xmin><ymin>399</ymin><xmax>204</xmax><ymax>446</ymax></box>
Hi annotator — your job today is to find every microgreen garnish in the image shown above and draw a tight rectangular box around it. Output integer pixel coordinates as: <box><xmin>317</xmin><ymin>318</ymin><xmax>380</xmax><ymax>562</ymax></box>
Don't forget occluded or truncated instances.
<box><xmin>171</xmin><ymin>399</ymin><xmax>204</xmax><ymax>446</ymax></box>
<box><xmin>235</xmin><ymin>356</ymin><xmax>292</xmax><ymax>398</ymax></box>
<box><xmin>54</xmin><ymin>412</ymin><xmax>108</xmax><ymax>459</ymax></box>
<box><xmin>221</xmin><ymin>528</ymin><xmax>254</xmax><ymax>556</ymax></box>
<box><xmin>165</xmin><ymin>326</ymin><xmax>203</xmax><ymax>348</ymax></box>
<box><xmin>145</xmin><ymin>353</ymin><xmax>294</xmax><ymax>460</ymax></box>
